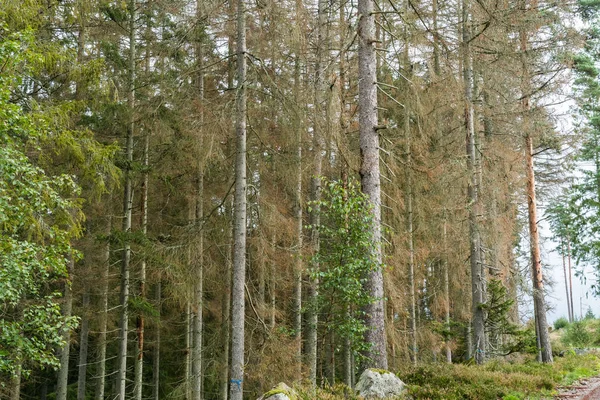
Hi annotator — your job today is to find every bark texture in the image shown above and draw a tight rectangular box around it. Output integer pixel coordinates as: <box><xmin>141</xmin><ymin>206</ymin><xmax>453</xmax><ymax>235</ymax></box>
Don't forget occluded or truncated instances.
<box><xmin>358</xmin><ymin>0</ymin><xmax>388</xmax><ymax>370</ymax></box>
<box><xmin>463</xmin><ymin>0</ymin><xmax>486</xmax><ymax>364</ymax></box>
<box><xmin>229</xmin><ymin>0</ymin><xmax>247</xmax><ymax>397</ymax></box>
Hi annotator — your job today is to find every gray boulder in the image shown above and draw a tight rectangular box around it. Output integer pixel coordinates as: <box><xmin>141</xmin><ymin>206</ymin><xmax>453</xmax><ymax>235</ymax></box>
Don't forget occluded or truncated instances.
<box><xmin>257</xmin><ymin>382</ymin><xmax>297</xmax><ymax>400</ymax></box>
<box><xmin>355</xmin><ymin>368</ymin><xmax>405</xmax><ymax>399</ymax></box>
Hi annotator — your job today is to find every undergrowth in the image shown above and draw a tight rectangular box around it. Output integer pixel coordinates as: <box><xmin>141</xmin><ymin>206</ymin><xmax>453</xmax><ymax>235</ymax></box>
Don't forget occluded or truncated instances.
<box><xmin>289</xmin><ymin>353</ymin><xmax>600</xmax><ymax>399</ymax></box>
<box><xmin>399</xmin><ymin>353</ymin><xmax>600</xmax><ymax>400</ymax></box>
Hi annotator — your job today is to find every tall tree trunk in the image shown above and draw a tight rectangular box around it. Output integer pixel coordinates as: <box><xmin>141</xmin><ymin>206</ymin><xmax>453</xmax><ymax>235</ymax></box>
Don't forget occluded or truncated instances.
<box><xmin>340</xmin><ymin>3</ymin><xmax>353</xmax><ymax>385</ymax></box>
<box><xmin>525</xmin><ymin>133</ymin><xmax>553</xmax><ymax>362</ymax></box>
<box><xmin>519</xmin><ymin>3</ymin><xmax>552</xmax><ymax>363</ymax></box>
<box><xmin>358</xmin><ymin>0</ymin><xmax>388</xmax><ymax>370</ymax></box>
<box><xmin>95</xmin><ymin>216</ymin><xmax>111</xmax><ymax>400</ymax></box>
<box><xmin>192</xmin><ymin>3</ymin><xmax>205</xmax><ymax>396</ymax></box>
<box><xmin>307</xmin><ymin>0</ymin><xmax>327</xmax><ymax>385</ymax></box>
<box><xmin>403</xmin><ymin>8</ymin><xmax>417</xmax><ymax>365</ymax></box>
<box><xmin>118</xmin><ymin>0</ymin><xmax>137</xmax><ymax>395</ymax></box>
<box><xmin>221</xmin><ymin>202</ymin><xmax>233</xmax><ymax>400</ymax></box>
<box><xmin>152</xmin><ymin>282</ymin><xmax>161</xmax><ymax>400</ymax></box>
<box><xmin>57</xmin><ymin>257</ymin><xmax>75</xmax><ymax>400</ymax></box>
<box><xmin>77</xmin><ymin>290</ymin><xmax>91</xmax><ymax>400</ymax></box>
<box><xmin>229</xmin><ymin>0</ymin><xmax>247</xmax><ymax>397</ymax></box>
<box><xmin>293</xmin><ymin>53</ymin><xmax>303</xmax><ymax>374</ymax></box>
<box><xmin>134</xmin><ymin>125</ymin><xmax>149</xmax><ymax>400</ymax></box>
<box><xmin>463</xmin><ymin>0</ymin><xmax>485</xmax><ymax>364</ymax></box>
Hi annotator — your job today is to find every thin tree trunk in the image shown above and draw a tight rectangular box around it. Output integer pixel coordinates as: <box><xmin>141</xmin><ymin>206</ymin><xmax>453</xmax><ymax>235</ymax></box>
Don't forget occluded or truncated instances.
<box><xmin>270</xmin><ymin>248</ymin><xmax>276</xmax><ymax>330</ymax></box>
<box><xmin>57</xmin><ymin>257</ymin><xmax>75</xmax><ymax>400</ymax></box>
<box><xmin>95</xmin><ymin>216</ymin><xmax>111</xmax><ymax>400</ymax></box>
<box><xmin>443</xmin><ymin>216</ymin><xmax>452</xmax><ymax>363</ymax></box>
<box><xmin>192</xmin><ymin>3</ymin><xmax>205</xmax><ymax>396</ymax></box>
<box><xmin>519</xmin><ymin>4</ymin><xmax>552</xmax><ymax>362</ymax></box>
<box><xmin>77</xmin><ymin>290</ymin><xmax>91</xmax><ymax>400</ymax></box>
<box><xmin>561</xmin><ymin>243</ymin><xmax>572</xmax><ymax>322</ymax></box>
<box><xmin>152</xmin><ymin>282</ymin><xmax>161</xmax><ymax>400</ymax></box>
<box><xmin>403</xmin><ymin>12</ymin><xmax>417</xmax><ymax>365</ymax></box>
<box><xmin>525</xmin><ymin>133</ymin><xmax>553</xmax><ymax>362</ymax></box>
<box><xmin>358</xmin><ymin>0</ymin><xmax>388</xmax><ymax>370</ymax></box>
<box><xmin>221</xmin><ymin>202</ymin><xmax>233</xmax><ymax>400</ymax></box>
<box><xmin>185</xmin><ymin>301</ymin><xmax>192</xmax><ymax>399</ymax></box>
<box><xmin>432</xmin><ymin>0</ymin><xmax>440</xmax><ymax>75</ymax></box>
<box><xmin>568</xmin><ymin>239</ymin><xmax>575</xmax><ymax>321</ymax></box>
<box><xmin>463</xmin><ymin>0</ymin><xmax>486</xmax><ymax>364</ymax></box>
<box><xmin>229</xmin><ymin>0</ymin><xmax>247</xmax><ymax>397</ymax></box>
<box><xmin>293</xmin><ymin>53</ymin><xmax>303</xmax><ymax>374</ymax></box>
<box><xmin>134</xmin><ymin>125</ymin><xmax>149</xmax><ymax>400</ymax></box>
<box><xmin>307</xmin><ymin>0</ymin><xmax>327</xmax><ymax>384</ymax></box>
<box><xmin>118</xmin><ymin>0</ymin><xmax>137</xmax><ymax>394</ymax></box>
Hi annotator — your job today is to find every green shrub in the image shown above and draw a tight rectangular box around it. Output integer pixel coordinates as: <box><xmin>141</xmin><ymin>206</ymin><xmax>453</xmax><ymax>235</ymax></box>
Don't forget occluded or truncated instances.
<box><xmin>562</xmin><ymin>320</ymin><xmax>592</xmax><ymax>347</ymax></box>
<box><xmin>554</xmin><ymin>317</ymin><xmax>569</xmax><ymax>330</ymax></box>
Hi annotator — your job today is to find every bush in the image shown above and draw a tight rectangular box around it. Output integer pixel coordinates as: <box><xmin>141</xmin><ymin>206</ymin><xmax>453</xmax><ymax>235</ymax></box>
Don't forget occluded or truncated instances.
<box><xmin>554</xmin><ymin>317</ymin><xmax>569</xmax><ymax>330</ymax></box>
<box><xmin>562</xmin><ymin>320</ymin><xmax>592</xmax><ymax>347</ymax></box>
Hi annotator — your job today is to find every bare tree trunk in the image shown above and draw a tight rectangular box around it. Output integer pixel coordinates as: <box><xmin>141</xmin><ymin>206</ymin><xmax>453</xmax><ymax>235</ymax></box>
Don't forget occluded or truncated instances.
<box><xmin>270</xmin><ymin>247</ymin><xmax>276</xmax><ymax>330</ymax></box>
<box><xmin>229</xmin><ymin>0</ymin><xmax>247</xmax><ymax>397</ymax></box>
<box><xmin>77</xmin><ymin>290</ymin><xmax>91</xmax><ymax>400</ymax></box>
<box><xmin>525</xmin><ymin>133</ymin><xmax>553</xmax><ymax>362</ymax></box>
<box><xmin>10</xmin><ymin>358</ymin><xmax>21</xmax><ymax>400</ymax></box>
<box><xmin>57</xmin><ymin>257</ymin><xmax>74</xmax><ymax>400</ymax></box>
<box><xmin>443</xmin><ymin>217</ymin><xmax>452</xmax><ymax>363</ymax></box>
<box><xmin>118</xmin><ymin>0</ymin><xmax>137</xmax><ymax>395</ymax></box>
<box><xmin>403</xmin><ymin>12</ymin><xmax>417</xmax><ymax>365</ymax></box>
<box><xmin>185</xmin><ymin>302</ymin><xmax>192</xmax><ymax>399</ymax></box>
<box><xmin>192</xmin><ymin>3</ymin><xmax>205</xmax><ymax>396</ymax></box>
<box><xmin>134</xmin><ymin>126</ymin><xmax>149</xmax><ymax>400</ymax></box>
<box><xmin>152</xmin><ymin>282</ymin><xmax>161</xmax><ymax>400</ymax></box>
<box><xmin>358</xmin><ymin>0</ymin><xmax>388</xmax><ymax>370</ymax></box>
<box><xmin>307</xmin><ymin>0</ymin><xmax>327</xmax><ymax>385</ymax></box>
<box><xmin>293</xmin><ymin>56</ymin><xmax>303</xmax><ymax>374</ymax></box>
<box><xmin>519</xmin><ymin>4</ymin><xmax>552</xmax><ymax>362</ymax></box>
<box><xmin>95</xmin><ymin>216</ymin><xmax>111</xmax><ymax>400</ymax></box>
<box><xmin>462</xmin><ymin>0</ymin><xmax>485</xmax><ymax>365</ymax></box>
<box><xmin>221</xmin><ymin>203</ymin><xmax>233</xmax><ymax>400</ymax></box>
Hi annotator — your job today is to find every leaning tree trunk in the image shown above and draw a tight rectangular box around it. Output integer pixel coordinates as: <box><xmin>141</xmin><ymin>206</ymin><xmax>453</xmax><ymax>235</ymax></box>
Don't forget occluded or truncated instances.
<box><xmin>462</xmin><ymin>0</ymin><xmax>486</xmax><ymax>365</ymax></box>
<box><xmin>229</xmin><ymin>0</ymin><xmax>247</xmax><ymax>397</ymax></box>
<box><xmin>358</xmin><ymin>0</ymin><xmax>388</xmax><ymax>370</ymax></box>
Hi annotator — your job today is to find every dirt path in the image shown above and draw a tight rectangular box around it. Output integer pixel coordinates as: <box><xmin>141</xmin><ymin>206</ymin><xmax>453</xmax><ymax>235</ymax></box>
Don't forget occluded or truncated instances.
<box><xmin>554</xmin><ymin>377</ymin><xmax>600</xmax><ymax>399</ymax></box>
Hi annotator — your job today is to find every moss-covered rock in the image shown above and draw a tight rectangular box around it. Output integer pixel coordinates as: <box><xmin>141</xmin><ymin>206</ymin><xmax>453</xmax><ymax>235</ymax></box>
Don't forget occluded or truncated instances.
<box><xmin>257</xmin><ymin>382</ymin><xmax>298</xmax><ymax>400</ymax></box>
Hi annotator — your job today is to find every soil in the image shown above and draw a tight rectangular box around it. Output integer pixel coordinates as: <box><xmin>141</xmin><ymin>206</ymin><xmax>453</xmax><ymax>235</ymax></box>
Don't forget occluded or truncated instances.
<box><xmin>554</xmin><ymin>377</ymin><xmax>600</xmax><ymax>399</ymax></box>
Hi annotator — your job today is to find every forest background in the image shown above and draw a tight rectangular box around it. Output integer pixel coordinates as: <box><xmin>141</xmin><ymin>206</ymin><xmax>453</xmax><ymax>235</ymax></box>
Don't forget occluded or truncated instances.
<box><xmin>3</xmin><ymin>0</ymin><xmax>600</xmax><ymax>397</ymax></box>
